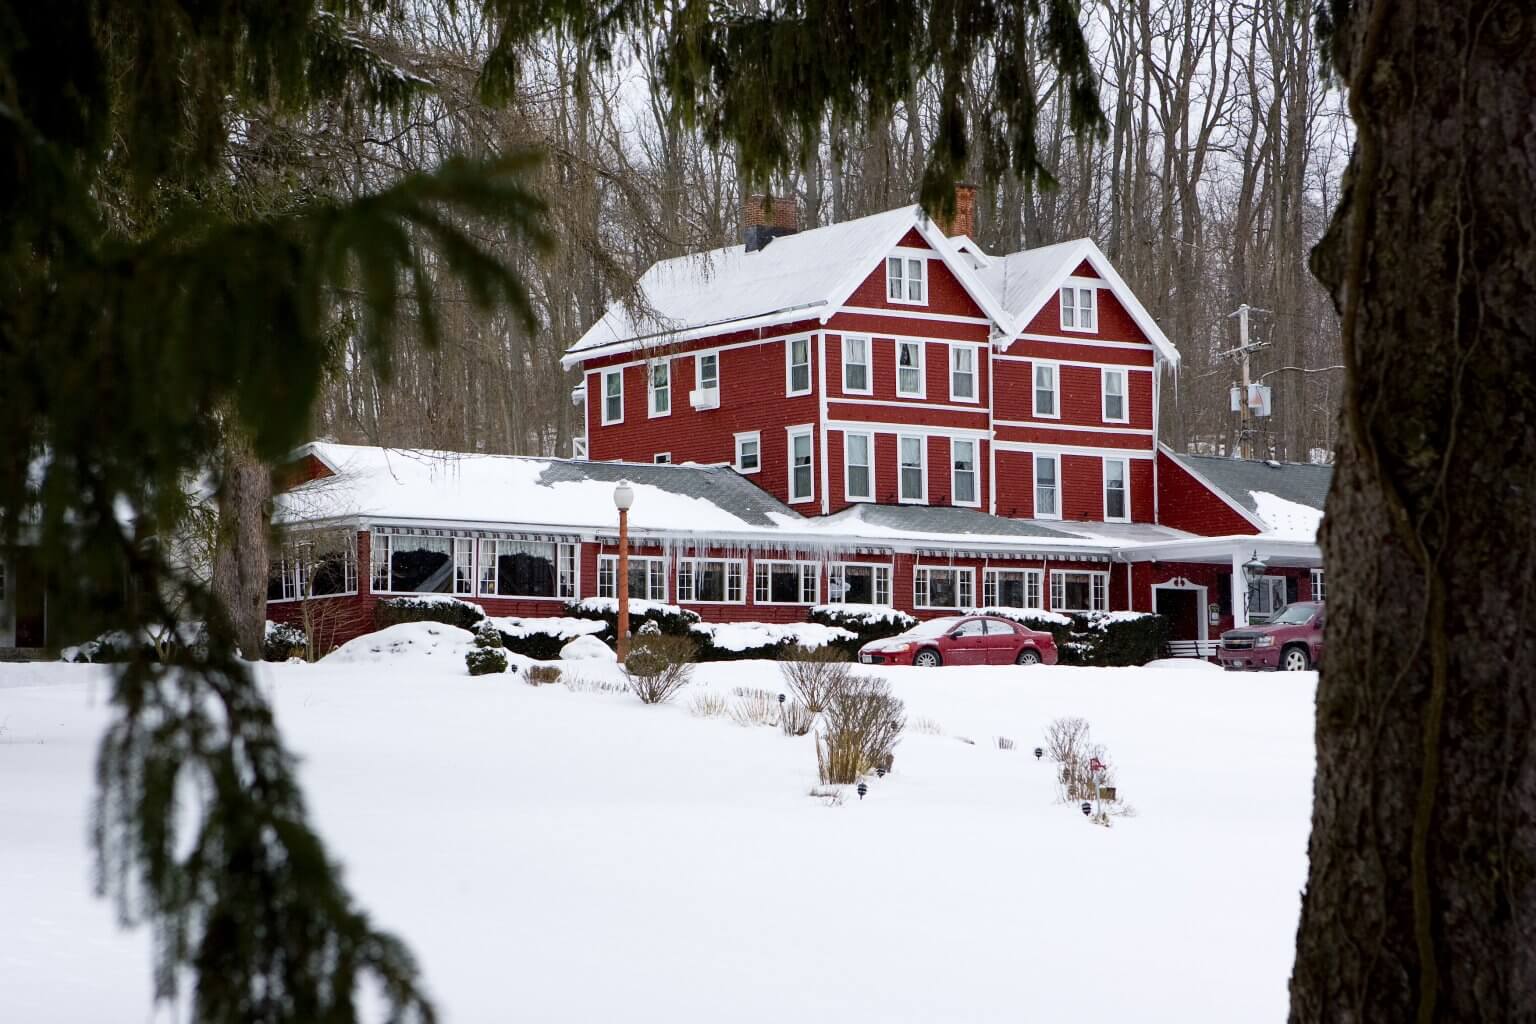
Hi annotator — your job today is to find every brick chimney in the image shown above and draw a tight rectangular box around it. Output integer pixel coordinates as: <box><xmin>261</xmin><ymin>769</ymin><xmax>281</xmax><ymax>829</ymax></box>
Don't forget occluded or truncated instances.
<box><xmin>743</xmin><ymin>193</ymin><xmax>799</xmax><ymax>252</ymax></box>
<box><xmin>939</xmin><ymin>183</ymin><xmax>978</xmax><ymax>239</ymax></box>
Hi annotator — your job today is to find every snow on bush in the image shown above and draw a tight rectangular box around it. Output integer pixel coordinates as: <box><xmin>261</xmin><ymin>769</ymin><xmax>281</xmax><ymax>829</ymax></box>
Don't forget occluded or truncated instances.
<box><xmin>325</xmin><ymin>622</ymin><xmax>476</xmax><ymax>663</ymax></box>
<box><xmin>559</xmin><ymin>634</ymin><xmax>615</xmax><ymax>661</ymax></box>
<box><xmin>809</xmin><ymin>604</ymin><xmax>916</xmax><ymax>627</ymax></box>
<box><xmin>689</xmin><ymin>620</ymin><xmax>855</xmax><ymax>655</ymax></box>
<box><xmin>263</xmin><ymin>620</ymin><xmax>308</xmax><ymax>662</ymax></box>
<box><xmin>488</xmin><ymin>615</ymin><xmax>606</xmax><ymax>641</ymax></box>
<box><xmin>571</xmin><ymin>597</ymin><xmax>699</xmax><ymax>621</ymax></box>
<box><xmin>973</xmin><ymin>606</ymin><xmax>1073</xmax><ymax>628</ymax></box>
<box><xmin>466</xmin><ymin>646</ymin><xmax>509</xmax><ymax>676</ymax></box>
<box><xmin>374</xmin><ymin>595</ymin><xmax>486</xmax><ymax>632</ymax></box>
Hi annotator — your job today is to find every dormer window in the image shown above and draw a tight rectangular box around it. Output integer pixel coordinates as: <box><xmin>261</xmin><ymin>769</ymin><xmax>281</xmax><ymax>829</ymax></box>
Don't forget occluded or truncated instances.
<box><xmin>1060</xmin><ymin>285</ymin><xmax>1096</xmax><ymax>331</ymax></box>
<box><xmin>887</xmin><ymin>256</ymin><xmax>926</xmax><ymax>304</ymax></box>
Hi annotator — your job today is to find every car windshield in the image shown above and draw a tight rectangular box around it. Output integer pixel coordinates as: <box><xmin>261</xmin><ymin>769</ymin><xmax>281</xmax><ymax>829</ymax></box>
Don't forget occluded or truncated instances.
<box><xmin>1271</xmin><ymin>603</ymin><xmax>1318</xmax><ymax>625</ymax></box>
<box><xmin>900</xmin><ymin>617</ymin><xmax>968</xmax><ymax>639</ymax></box>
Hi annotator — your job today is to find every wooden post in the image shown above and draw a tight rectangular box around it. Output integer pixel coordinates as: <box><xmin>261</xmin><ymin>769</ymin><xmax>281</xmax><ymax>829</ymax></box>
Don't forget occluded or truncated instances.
<box><xmin>616</xmin><ymin>506</ymin><xmax>630</xmax><ymax>662</ymax></box>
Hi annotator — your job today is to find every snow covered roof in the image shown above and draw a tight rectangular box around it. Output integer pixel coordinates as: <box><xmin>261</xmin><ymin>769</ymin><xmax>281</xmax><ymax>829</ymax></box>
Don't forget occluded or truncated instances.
<box><xmin>798</xmin><ymin>502</ymin><xmax>1194</xmax><ymax>554</ymax></box>
<box><xmin>1171</xmin><ymin>452</ymin><xmax>1332</xmax><ymax>541</ymax></box>
<box><xmin>977</xmin><ymin>237</ymin><xmax>1180</xmax><ymax>365</ymax></box>
<box><xmin>563</xmin><ymin>204</ymin><xmax>1179</xmax><ymax>367</ymax></box>
<box><xmin>276</xmin><ymin>443</ymin><xmax>799</xmax><ymax>534</ymax></box>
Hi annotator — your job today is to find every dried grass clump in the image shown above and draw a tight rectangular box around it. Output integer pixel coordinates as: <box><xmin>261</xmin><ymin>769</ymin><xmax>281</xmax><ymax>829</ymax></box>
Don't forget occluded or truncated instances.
<box><xmin>815</xmin><ymin>676</ymin><xmax>905</xmax><ymax>785</ymax></box>
<box><xmin>995</xmin><ymin>736</ymin><xmax>1016</xmax><ymax>751</ymax></box>
<box><xmin>779</xmin><ymin>700</ymin><xmax>815</xmax><ymax>736</ymax></box>
<box><xmin>730</xmin><ymin>690</ymin><xmax>781</xmax><ymax>727</ymax></box>
<box><xmin>1044</xmin><ymin>716</ymin><xmax>1118</xmax><ymax>805</ymax></box>
<box><xmin>525</xmin><ymin>665</ymin><xmax>563</xmax><ymax>686</ymax></box>
<box><xmin>909</xmin><ymin>716</ymin><xmax>945</xmax><ymax>736</ymax></box>
<box><xmin>732</xmin><ymin>685</ymin><xmax>775</xmax><ymax>701</ymax></box>
<box><xmin>778</xmin><ymin>645</ymin><xmax>854</xmax><ymax>712</ymax></box>
<box><xmin>562</xmin><ymin>674</ymin><xmax>625</xmax><ymax>695</ymax></box>
<box><xmin>807</xmin><ymin>785</ymin><xmax>845</xmax><ymax>807</ymax></box>
<box><xmin>688</xmin><ymin>691</ymin><xmax>730</xmax><ymax>718</ymax></box>
<box><xmin>624</xmin><ymin>634</ymin><xmax>696</xmax><ymax>705</ymax></box>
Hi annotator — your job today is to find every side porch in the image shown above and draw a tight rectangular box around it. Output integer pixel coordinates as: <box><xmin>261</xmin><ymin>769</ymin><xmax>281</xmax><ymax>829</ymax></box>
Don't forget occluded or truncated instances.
<box><xmin>1120</xmin><ymin>536</ymin><xmax>1324</xmax><ymax>658</ymax></box>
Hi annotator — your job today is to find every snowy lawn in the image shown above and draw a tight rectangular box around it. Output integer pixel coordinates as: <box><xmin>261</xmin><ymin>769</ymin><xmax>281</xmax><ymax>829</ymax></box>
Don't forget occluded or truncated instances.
<box><xmin>0</xmin><ymin>649</ymin><xmax>1315</xmax><ymax>1022</ymax></box>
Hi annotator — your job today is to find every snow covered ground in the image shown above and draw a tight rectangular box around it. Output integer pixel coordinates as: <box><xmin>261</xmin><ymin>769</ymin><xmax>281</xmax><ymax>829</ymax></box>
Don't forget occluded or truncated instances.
<box><xmin>0</xmin><ymin>645</ymin><xmax>1316</xmax><ymax>1022</ymax></box>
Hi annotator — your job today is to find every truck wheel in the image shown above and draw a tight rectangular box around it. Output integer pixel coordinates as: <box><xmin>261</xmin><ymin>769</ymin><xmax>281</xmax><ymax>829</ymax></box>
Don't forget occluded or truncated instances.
<box><xmin>913</xmin><ymin>648</ymin><xmax>943</xmax><ymax>668</ymax></box>
<box><xmin>1281</xmin><ymin>645</ymin><xmax>1311</xmax><ymax>672</ymax></box>
<box><xmin>1015</xmin><ymin>648</ymin><xmax>1042</xmax><ymax>666</ymax></box>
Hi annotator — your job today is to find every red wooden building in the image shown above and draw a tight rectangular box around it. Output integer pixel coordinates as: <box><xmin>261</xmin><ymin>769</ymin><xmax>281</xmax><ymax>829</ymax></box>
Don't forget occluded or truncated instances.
<box><xmin>250</xmin><ymin>195</ymin><xmax>1329</xmax><ymax>658</ymax></box>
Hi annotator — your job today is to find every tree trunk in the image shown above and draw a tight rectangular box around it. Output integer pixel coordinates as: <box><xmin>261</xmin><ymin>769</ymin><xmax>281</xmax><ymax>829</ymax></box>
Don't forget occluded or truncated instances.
<box><xmin>210</xmin><ymin>438</ymin><xmax>272</xmax><ymax>660</ymax></box>
<box><xmin>1289</xmin><ymin>1</ymin><xmax>1536</xmax><ymax>1020</ymax></box>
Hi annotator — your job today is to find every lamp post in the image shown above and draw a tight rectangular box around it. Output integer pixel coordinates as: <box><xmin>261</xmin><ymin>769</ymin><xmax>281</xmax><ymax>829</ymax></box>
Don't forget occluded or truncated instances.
<box><xmin>613</xmin><ymin>480</ymin><xmax>635</xmax><ymax>662</ymax></box>
<box><xmin>1242</xmin><ymin>551</ymin><xmax>1267</xmax><ymax>625</ymax></box>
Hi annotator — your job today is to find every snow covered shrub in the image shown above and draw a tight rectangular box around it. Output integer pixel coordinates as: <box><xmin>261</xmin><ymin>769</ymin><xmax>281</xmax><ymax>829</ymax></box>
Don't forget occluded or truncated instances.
<box><xmin>262</xmin><ymin>621</ymin><xmax>308</xmax><ymax>662</ymax></box>
<box><xmin>375</xmin><ymin>596</ymin><xmax>486</xmax><ymax>632</ymax></box>
<box><xmin>473</xmin><ymin>620</ymin><xmax>504</xmax><ymax>649</ymax></box>
<box><xmin>779</xmin><ymin>700</ymin><xmax>815</xmax><ymax>737</ymax></box>
<box><xmin>465</xmin><ymin>646</ymin><xmax>509</xmax><ymax>676</ymax></box>
<box><xmin>525</xmin><ymin>665</ymin><xmax>562</xmax><ymax>686</ymax></box>
<box><xmin>778</xmin><ymin>645</ymin><xmax>854</xmax><ymax>712</ymax></box>
<box><xmin>729</xmin><ymin>690</ymin><xmax>781</xmax><ymax>728</ymax></box>
<box><xmin>815</xmin><ymin>677</ymin><xmax>905</xmax><ymax>785</ymax></box>
<box><xmin>808</xmin><ymin>605</ymin><xmax>916</xmax><ymax>658</ymax></box>
<box><xmin>1067</xmin><ymin>612</ymin><xmax>1169</xmax><ymax>667</ymax></box>
<box><xmin>566</xmin><ymin>598</ymin><xmax>699</xmax><ymax>643</ymax></box>
<box><xmin>688</xmin><ymin>691</ymin><xmax>729</xmax><ymax>718</ymax></box>
<box><xmin>622</xmin><ymin>634</ymin><xmax>696</xmax><ymax>705</ymax></box>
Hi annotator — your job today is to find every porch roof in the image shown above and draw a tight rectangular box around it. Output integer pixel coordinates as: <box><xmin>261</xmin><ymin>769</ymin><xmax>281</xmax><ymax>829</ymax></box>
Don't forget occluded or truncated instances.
<box><xmin>1165</xmin><ymin>448</ymin><xmax>1331</xmax><ymax>541</ymax></box>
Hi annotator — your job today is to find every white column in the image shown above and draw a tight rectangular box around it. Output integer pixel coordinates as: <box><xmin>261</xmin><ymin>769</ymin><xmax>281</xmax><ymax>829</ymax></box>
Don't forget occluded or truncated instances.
<box><xmin>1231</xmin><ymin>549</ymin><xmax>1248</xmax><ymax>628</ymax></box>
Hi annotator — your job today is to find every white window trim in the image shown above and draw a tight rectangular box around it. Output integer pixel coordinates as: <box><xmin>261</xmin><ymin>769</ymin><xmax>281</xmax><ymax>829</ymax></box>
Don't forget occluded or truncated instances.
<box><xmin>600</xmin><ymin>368</ymin><xmax>623</xmax><ymax>426</ymax></box>
<box><xmin>1033</xmin><ymin>452</ymin><xmax>1062</xmax><ymax>520</ymax></box>
<box><xmin>885</xmin><ymin>253</ymin><xmax>929</xmax><ymax>307</ymax></box>
<box><xmin>1101</xmin><ymin>367</ymin><xmax>1129</xmax><ymax>424</ymax></box>
<box><xmin>695</xmin><ymin>350</ymin><xmax>720</xmax><ymax>393</ymax></box>
<box><xmin>269</xmin><ymin>545</ymin><xmax>360</xmax><ymax>604</ymax></box>
<box><xmin>648</xmin><ymin>359</ymin><xmax>672</xmax><ymax>418</ymax></box>
<box><xmin>982</xmin><ymin>568</ymin><xmax>1045</xmax><ymax>610</ymax></box>
<box><xmin>370</xmin><ymin>533</ymin><xmax>474</xmax><ymax>597</ymax></box>
<box><xmin>787</xmin><ymin>424</ymin><xmax>815</xmax><ymax>504</ymax></box>
<box><xmin>734</xmin><ymin>431</ymin><xmax>761</xmax><ymax>475</ymax></box>
<box><xmin>476</xmin><ymin>539</ymin><xmax>577</xmax><ymax>602</ymax></box>
<box><xmin>752</xmin><ymin>560</ymin><xmax>821</xmax><ymax>606</ymax></box>
<box><xmin>843</xmin><ymin>430</ymin><xmax>875</xmax><ymax>503</ymax></box>
<box><xmin>950</xmin><ymin>437</ymin><xmax>980</xmax><ymax>508</ymax></box>
<box><xmin>676</xmin><ymin>558</ymin><xmax>747</xmax><ymax>605</ymax></box>
<box><xmin>827</xmin><ymin>561</ymin><xmax>894</xmax><ymax>606</ymax></box>
<box><xmin>653</xmin><ymin>452</ymin><xmax>672</xmax><ymax>464</ymax></box>
<box><xmin>785</xmin><ymin>336</ymin><xmax>813</xmax><ymax>397</ymax></box>
<box><xmin>1032</xmin><ymin>360</ymin><xmax>1061</xmax><ymax>419</ymax></box>
<box><xmin>1059</xmin><ymin>281</ymin><xmax>1098</xmax><ymax>334</ymax></box>
<box><xmin>912</xmin><ymin>566</ymin><xmax>976</xmax><ymax>610</ymax></box>
<box><xmin>898</xmin><ymin>433</ymin><xmax>928</xmax><ymax>505</ymax></box>
<box><xmin>1102</xmin><ymin>456</ymin><xmax>1130</xmax><ymax>523</ymax></box>
<box><xmin>1311</xmin><ymin>569</ymin><xmax>1327</xmax><ymax>603</ymax></box>
<box><xmin>841</xmin><ymin>335</ymin><xmax>873</xmax><ymax>395</ymax></box>
<box><xmin>1050</xmin><ymin>570</ymin><xmax>1109</xmax><ymax>613</ymax></box>
<box><xmin>895</xmin><ymin>339</ymin><xmax>926</xmax><ymax>399</ymax></box>
<box><xmin>948</xmin><ymin>343</ymin><xmax>980</xmax><ymax>404</ymax></box>
<box><xmin>597</xmin><ymin>554</ymin><xmax>668</xmax><ymax>602</ymax></box>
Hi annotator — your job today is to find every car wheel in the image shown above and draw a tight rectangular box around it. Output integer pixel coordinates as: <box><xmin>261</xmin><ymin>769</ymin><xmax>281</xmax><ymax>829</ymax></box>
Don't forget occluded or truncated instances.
<box><xmin>1281</xmin><ymin>645</ymin><xmax>1311</xmax><ymax>672</ymax></box>
<box><xmin>1015</xmin><ymin>648</ymin><xmax>1042</xmax><ymax>666</ymax></box>
<box><xmin>913</xmin><ymin>648</ymin><xmax>942</xmax><ymax>668</ymax></box>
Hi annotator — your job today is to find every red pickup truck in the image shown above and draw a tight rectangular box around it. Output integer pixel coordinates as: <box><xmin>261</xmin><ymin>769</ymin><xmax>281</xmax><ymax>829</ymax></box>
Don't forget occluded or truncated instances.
<box><xmin>1216</xmin><ymin>601</ymin><xmax>1325</xmax><ymax>672</ymax></box>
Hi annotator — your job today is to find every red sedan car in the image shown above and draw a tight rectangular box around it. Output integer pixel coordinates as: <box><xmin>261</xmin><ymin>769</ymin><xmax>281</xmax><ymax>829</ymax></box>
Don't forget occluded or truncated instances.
<box><xmin>858</xmin><ymin>615</ymin><xmax>1059</xmax><ymax>667</ymax></box>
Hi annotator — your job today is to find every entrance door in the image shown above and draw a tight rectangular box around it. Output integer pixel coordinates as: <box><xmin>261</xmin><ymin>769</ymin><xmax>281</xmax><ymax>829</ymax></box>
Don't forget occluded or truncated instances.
<box><xmin>0</xmin><ymin>557</ymin><xmax>14</xmax><ymax>648</ymax></box>
<box><xmin>12</xmin><ymin>552</ymin><xmax>45</xmax><ymax>648</ymax></box>
<box><xmin>1154</xmin><ymin>588</ymin><xmax>1200</xmax><ymax>644</ymax></box>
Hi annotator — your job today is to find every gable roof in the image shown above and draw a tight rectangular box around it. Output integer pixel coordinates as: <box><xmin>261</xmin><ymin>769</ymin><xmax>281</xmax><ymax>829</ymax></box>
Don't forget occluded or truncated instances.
<box><xmin>563</xmin><ymin>206</ymin><xmax>1180</xmax><ymax>369</ymax></box>
<box><xmin>982</xmin><ymin>237</ymin><xmax>1180</xmax><ymax>365</ymax></box>
<box><xmin>1167</xmin><ymin>450</ymin><xmax>1332</xmax><ymax>540</ymax></box>
<box><xmin>276</xmin><ymin>443</ymin><xmax>799</xmax><ymax>533</ymax></box>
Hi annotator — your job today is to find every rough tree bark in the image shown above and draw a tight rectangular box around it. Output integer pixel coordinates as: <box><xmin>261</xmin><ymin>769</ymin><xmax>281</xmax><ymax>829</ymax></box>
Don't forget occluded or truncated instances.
<box><xmin>1289</xmin><ymin>0</ymin><xmax>1536</xmax><ymax>1020</ymax></box>
<box><xmin>210</xmin><ymin>435</ymin><xmax>273</xmax><ymax>661</ymax></box>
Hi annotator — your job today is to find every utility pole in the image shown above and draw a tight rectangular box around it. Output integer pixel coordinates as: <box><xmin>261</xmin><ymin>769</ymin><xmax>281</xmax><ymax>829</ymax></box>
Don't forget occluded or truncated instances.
<box><xmin>1221</xmin><ymin>304</ymin><xmax>1270</xmax><ymax>459</ymax></box>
